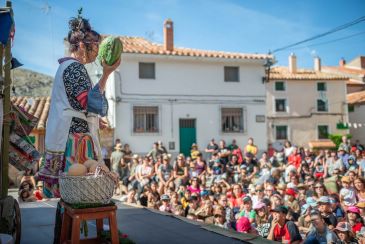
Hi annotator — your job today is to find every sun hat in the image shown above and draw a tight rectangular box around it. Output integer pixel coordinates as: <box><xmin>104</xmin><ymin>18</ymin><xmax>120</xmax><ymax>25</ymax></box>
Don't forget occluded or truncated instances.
<box><xmin>36</xmin><ymin>181</ymin><xmax>43</xmax><ymax>187</ymax></box>
<box><xmin>132</xmin><ymin>154</ymin><xmax>139</xmax><ymax>159</ymax></box>
<box><xmin>306</xmin><ymin>197</ymin><xmax>318</xmax><ymax>207</ymax></box>
<box><xmin>341</xmin><ymin>176</ymin><xmax>351</xmax><ymax>183</ymax></box>
<box><xmin>161</xmin><ymin>194</ymin><xmax>170</xmax><ymax>201</ymax></box>
<box><xmin>356</xmin><ymin>202</ymin><xmax>365</xmax><ymax>209</ymax></box>
<box><xmin>277</xmin><ymin>183</ymin><xmax>286</xmax><ymax>190</ymax></box>
<box><xmin>297</xmin><ymin>183</ymin><xmax>307</xmax><ymax>189</ymax></box>
<box><xmin>253</xmin><ymin>202</ymin><xmax>266</xmax><ymax>210</ymax></box>
<box><xmin>285</xmin><ymin>188</ymin><xmax>297</xmax><ymax>197</ymax></box>
<box><xmin>317</xmin><ymin>196</ymin><xmax>331</xmax><ymax>204</ymax></box>
<box><xmin>114</xmin><ymin>143</ymin><xmax>123</xmax><ymax>150</ymax></box>
<box><xmin>270</xmin><ymin>205</ymin><xmax>288</xmax><ymax>215</ymax></box>
<box><xmin>347</xmin><ymin>206</ymin><xmax>360</xmax><ymax>214</ymax></box>
<box><xmin>236</xmin><ymin>216</ymin><xmax>251</xmax><ymax>232</ymax></box>
<box><xmin>242</xmin><ymin>196</ymin><xmax>252</xmax><ymax>203</ymax></box>
<box><xmin>335</xmin><ymin>222</ymin><xmax>352</xmax><ymax>233</ymax></box>
<box><xmin>301</xmin><ymin>204</ymin><xmax>311</xmax><ymax>215</ymax></box>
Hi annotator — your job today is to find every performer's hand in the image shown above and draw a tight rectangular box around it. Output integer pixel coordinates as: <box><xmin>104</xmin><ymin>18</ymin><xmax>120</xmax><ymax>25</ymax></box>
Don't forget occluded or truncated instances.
<box><xmin>102</xmin><ymin>58</ymin><xmax>121</xmax><ymax>77</ymax></box>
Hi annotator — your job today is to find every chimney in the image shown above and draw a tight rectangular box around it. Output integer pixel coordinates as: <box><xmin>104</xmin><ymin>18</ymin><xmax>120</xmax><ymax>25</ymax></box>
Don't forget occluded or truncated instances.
<box><xmin>163</xmin><ymin>19</ymin><xmax>174</xmax><ymax>51</ymax></box>
<box><xmin>314</xmin><ymin>56</ymin><xmax>321</xmax><ymax>72</ymax></box>
<box><xmin>339</xmin><ymin>58</ymin><xmax>346</xmax><ymax>67</ymax></box>
<box><xmin>289</xmin><ymin>53</ymin><xmax>297</xmax><ymax>74</ymax></box>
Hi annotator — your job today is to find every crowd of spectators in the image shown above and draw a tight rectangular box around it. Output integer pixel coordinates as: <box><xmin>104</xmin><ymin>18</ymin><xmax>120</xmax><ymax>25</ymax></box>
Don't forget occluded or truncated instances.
<box><xmin>111</xmin><ymin>135</ymin><xmax>365</xmax><ymax>243</ymax></box>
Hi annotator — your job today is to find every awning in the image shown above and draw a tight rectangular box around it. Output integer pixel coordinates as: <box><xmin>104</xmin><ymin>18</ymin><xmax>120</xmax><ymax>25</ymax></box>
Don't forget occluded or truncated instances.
<box><xmin>308</xmin><ymin>140</ymin><xmax>336</xmax><ymax>149</ymax></box>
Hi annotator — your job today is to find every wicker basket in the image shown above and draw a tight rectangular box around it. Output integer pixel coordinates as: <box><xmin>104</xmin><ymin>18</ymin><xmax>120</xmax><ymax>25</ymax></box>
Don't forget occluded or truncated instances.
<box><xmin>59</xmin><ymin>133</ymin><xmax>116</xmax><ymax>204</ymax></box>
<box><xmin>60</xmin><ymin>169</ymin><xmax>116</xmax><ymax>204</ymax></box>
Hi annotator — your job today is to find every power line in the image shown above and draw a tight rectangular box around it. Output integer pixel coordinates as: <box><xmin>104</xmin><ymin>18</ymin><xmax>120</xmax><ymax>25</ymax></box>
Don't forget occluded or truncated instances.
<box><xmin>272</xmin><ymin>15</ymin><xmax>365</xmax><ymax>53</ymax></box>
<box><xmin>289</xmin><ymin>30</ymin><xmax>365</xmax><ymax>51</ymax></box>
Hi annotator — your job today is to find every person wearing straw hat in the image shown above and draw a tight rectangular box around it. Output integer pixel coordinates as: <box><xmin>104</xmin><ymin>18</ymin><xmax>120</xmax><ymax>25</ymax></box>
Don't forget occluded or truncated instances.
<box><xmin>334</xmin><ymin>222</ymin><xmax>357</xmax><ymax>244</ymax></box>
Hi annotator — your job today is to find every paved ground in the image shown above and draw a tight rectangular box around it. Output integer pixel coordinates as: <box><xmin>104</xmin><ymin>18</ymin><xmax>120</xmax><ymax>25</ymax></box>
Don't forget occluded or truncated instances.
<box><xmin>19</xmin><ymin>199</ymin><xmax>248</xmax><ymax>244</ymax></box>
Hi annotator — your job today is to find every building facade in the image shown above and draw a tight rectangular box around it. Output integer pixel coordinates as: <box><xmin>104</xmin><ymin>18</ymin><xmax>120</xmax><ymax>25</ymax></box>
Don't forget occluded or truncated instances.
<box><xmin>267</xmin><ymin>54</ymin><xmax>349</xmax><ymax>149</ymax></box>
<box><xmin>322</xmin><ymin>56</ymin><xmax>365</xmax><ymax>143</ymax></box>
<box><xmin>91</xmin><ymin>20</ymin><xmax>272</xmax><ymax>156</ymax></box>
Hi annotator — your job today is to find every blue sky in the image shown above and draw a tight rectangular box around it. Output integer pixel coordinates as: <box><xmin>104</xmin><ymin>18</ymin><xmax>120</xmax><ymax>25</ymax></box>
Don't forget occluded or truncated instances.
<box><xmin>9</xmin><ymin>0</ymin><xmax>365</xmax><ymax>76</ymax></box>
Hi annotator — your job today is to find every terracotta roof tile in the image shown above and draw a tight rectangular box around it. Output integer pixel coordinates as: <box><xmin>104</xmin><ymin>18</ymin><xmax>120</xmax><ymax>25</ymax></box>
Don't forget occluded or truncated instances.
<box><xmin>347</xmin><ymin>90</ymin><xmax>365</xmax><ymax>105</ymax></box>
<box><xmin>11</xmin><ymin>96</ymin><xmax>50</xmax><ymax>130</ymax></box>
<box><xmin>270</xmin><ymin>66</ymin><xmax>348</xmax><ymax>80</ymax></box>
<box><xmin>323</xmin><ymin>66</ymin><xmax>365</xmax><ymax>76</ymax></box>
<box><xmin>104</xmin><ymin>36</ymin><xmax>272</xmax><ymax>60</ymax></box>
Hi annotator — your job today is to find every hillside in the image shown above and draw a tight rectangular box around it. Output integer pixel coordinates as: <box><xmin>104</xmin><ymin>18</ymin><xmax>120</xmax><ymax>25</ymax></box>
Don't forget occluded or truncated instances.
<box><xmin>11</xmin><ymin>68</ymin><xmax>53</xmax><ymax>97</ymax></box>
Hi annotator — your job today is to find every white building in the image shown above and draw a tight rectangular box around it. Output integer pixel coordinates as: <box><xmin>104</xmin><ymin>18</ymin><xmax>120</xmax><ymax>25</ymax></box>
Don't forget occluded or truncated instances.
<box><xmin>90</xmin><ymin>20</ymin><xmax>272</xmax><ymax>156</ymax></box>
<box><xmin>266</xmin><ymin>54</ymin><xmax>349</xmax><ymax>149</ymax></box>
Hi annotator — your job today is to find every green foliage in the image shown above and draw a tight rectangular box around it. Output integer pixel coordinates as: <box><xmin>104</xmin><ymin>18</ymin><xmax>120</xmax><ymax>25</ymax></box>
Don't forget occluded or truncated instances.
<box><xmin>328</xmin><ymin>134</ymin><xmax>352</xmax><ymax>149</ymax></box>
<box><xmin>98</xmin><ymin>36</ymin><xmax>123</xmax><ymax>65</ymax></box>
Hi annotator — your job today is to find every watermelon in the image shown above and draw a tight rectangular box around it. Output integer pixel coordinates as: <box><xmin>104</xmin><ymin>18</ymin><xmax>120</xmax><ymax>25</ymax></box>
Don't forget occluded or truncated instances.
<box><xmin>98</xmin><ymin>36</ymin><xmax>123</xmax><ymax>65</ymax></box>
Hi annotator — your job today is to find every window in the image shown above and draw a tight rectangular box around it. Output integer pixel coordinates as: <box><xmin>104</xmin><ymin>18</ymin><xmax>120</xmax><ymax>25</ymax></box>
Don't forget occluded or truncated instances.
<box><xmin>133</xmin><ymin>106</ymin><xmax>159</xmax><ymax>133</ymax></box>
<box><xmin>275</xmin><ymin>99</ymin><xmax>286</xmax><ymax>112</ymax></box>
<box><xmin>317</xmin><ymin>82</ymin><xmax>327</xmax><ymax>91</ymax></box>
<box><xmin>275</xmin><ymin>81</ymin><xmax>285</xmax><ymax>91</ymax></box>
<box><xmin>221</xmin><ymin>108</ymin><xmax>244</xmax><ymax>133</ymax></box>
<box><xmin>348</xmin><ymin>104</ymin><xmax>355</xmax><ymax>112</ymax></box>
<box><xmin>139</xmin><ymin>62</ymin><xmax>155</xmax><ymax>79</ymax></box>
<box><xmin>318</xmin><ymin>125</ymin><xmax>329</xmax><ymax>139</ymax></box>
<box><xmin>224</xmin><ymin>66</ymin><xmax>239</xmax><ymax>82</ymax></box>
<box><xmin>276</xmin><ymin>126</ymin><xmax>288</xmax><ymax>140</ymax></box>
<box><xmin>317</xmin><ymin>99</ymin><xmax>328</xmax><ymax>112</ymax></box>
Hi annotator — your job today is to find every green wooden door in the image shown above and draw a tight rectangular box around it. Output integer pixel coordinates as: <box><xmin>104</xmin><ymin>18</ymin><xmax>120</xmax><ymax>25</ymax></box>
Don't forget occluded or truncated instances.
<box><xmin>179</xmin><ymin>119</ymin><xmax>196</xmax><ymax>157</ymax></box>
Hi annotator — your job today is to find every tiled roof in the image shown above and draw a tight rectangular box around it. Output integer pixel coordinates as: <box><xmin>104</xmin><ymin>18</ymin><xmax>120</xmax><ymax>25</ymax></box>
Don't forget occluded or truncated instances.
<box><xmin>347</xmin><ymin>78</ymin><xmax>365</xmax><ymax>86</ymax></box>
<box><xmin>308</xmin><ymin>140</ymin><xmax>336</xmax><ymax>149</ymax></box>
<box><xmin>11</xmin><ymin>96</ymin><xmax>50</xmax><ymax>130</ymax></box>
<box><xmin>116</xmin><ymin>36</ymin><xmax>272</xmax><ymax>60</ymax></box>
<box><xmin>323</xmin><ymin>66</ymin><xmax>365</xmax><ymax>76</ymax></box>
<box><xmin>270</xmin><ymin>67</ymin><xmax>348</xmax><ymax>80</ymax></box>
<box><xmin>347</xmin><ymin>90</ymin><xmax>365</xmax><ymax>105</ymax></box>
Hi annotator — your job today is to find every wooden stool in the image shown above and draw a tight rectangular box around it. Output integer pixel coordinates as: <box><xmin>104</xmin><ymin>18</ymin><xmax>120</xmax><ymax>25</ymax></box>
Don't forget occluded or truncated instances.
<box><xmin>59</xmin><ymin>202</ymin><xmax>118</xmax><ymax>244</ymax></box>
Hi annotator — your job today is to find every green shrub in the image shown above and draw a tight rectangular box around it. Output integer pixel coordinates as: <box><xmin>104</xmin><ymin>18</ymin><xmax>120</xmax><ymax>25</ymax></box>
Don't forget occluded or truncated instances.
<box><xmin>328</xmin><ymin>134</ymin><xmax>352</xmax><ymax>149</ymax></box>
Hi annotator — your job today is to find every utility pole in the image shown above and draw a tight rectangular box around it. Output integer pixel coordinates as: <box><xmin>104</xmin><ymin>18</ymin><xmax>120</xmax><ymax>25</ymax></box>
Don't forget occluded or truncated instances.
<box><xmin>1</xmin><ymin>0</ymin><xmax>13</xmax><ymax>199</ymax></box>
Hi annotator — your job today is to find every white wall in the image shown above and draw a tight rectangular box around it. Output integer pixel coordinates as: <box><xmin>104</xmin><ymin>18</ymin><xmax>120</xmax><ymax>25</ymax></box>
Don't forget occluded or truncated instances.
<box><xmin>266</xmin><ymin>79</ymin><xmax>349</xmax><ymax>146</ymax></box>
<box><xmin>349</xmin><ymin>105</ymin><xmax>365</xmax><ymax>143</ymax></box>
<box><xmin>103</xmin><ymin>54</ymin><xmax>268</xmax><ymax>155</ymax></box>
<box><xmin>112</xmin><ymin>102</ymin><xmax>267</xmax><ymax>156</ymax></box>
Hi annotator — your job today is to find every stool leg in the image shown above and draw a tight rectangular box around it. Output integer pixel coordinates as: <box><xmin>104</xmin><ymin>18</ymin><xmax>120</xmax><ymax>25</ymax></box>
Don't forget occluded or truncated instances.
<box><xmin>71</xmin><ymin>215</ymin><xmax>81</xmax><ymax>244</ymax></box>
<box><xmin>60</xmin><ymin>212</ymin><xmax>71</xmax><ymax>244</ymax></box>
<box><xmin>108</xmin><ymin>211</ymin><xmax>119</xmax><ymax>244</ymax></box>
<box><xmin>96</xmin><ymin>218</ymin><xmax>103</xmax><ymax>237</ymax></box>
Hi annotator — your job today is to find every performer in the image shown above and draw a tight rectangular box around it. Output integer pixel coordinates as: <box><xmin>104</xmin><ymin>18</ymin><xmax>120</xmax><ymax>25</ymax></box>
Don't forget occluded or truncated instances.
<box><xmin>36</xmin><ymin>10</ymin><xmax>120</xmax><ymax>243</ymax></box>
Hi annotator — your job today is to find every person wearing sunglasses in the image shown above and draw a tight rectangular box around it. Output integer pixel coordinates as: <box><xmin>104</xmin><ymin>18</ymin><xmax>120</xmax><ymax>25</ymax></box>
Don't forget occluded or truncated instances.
<box><xmin>304</xmin><ymin>211</ymin><xmax>340</xmax><ymax>244</ymax></box>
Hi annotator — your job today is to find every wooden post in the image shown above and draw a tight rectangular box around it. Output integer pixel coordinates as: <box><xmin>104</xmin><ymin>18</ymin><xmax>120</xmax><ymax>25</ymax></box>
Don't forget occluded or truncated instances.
<box><xmin>1</xmin><ymin>0</ymin><xmax>12</xmax><ymax>199</ymax></box>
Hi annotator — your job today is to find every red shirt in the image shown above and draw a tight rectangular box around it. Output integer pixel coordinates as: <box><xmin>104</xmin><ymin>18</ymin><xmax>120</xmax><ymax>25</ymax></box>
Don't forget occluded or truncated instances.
<box><xmin>288</xmin><ymin>154</ymin><xmax>301</xmax><ymax>169</ymax></box>
<box><xmin>353</xmin><ymin>222</ymin><xmax>363</xmax><ymax>233</ymax></box>
<box><xmin>229</xmin><ymin>193</ymin><xmax>244</xmax><ymax>208</ymax></box>
<box><xmin>273</xmin><ymin>224</ymin><xmax>290</xmax><ymax>243</ymax></box>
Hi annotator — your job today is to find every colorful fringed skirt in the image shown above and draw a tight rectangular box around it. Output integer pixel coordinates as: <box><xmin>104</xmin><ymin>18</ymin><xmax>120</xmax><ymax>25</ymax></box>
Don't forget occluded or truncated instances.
<box><xmin>38</xmin><ymin>133</ymin><xmax>96</xmax><ymax>198</ymax></box>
